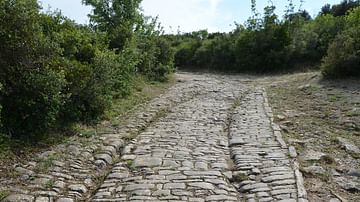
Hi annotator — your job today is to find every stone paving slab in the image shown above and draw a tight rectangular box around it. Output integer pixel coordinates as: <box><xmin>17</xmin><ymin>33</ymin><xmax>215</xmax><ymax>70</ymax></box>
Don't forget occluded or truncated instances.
<box><xmin>2</xmin><ymin>73</ymin><xmax>308</xmax><ymax>202</ymax></box>
<box><xmin>229</xmin><ymin>88</ymin><xmax>308</xmax><ymax>202</ymax></box>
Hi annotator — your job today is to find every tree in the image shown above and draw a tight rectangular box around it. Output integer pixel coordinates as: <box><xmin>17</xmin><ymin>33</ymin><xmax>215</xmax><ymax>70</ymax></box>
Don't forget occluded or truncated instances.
<box><xmin>82</xmin><ymin>0</ymin><xmax>143</xmax><ymax>50</ymax></box>
<box><xmin>320</xmin><ymin>0</ymin><xmax>360</xmax><ymax>17</ymax></box>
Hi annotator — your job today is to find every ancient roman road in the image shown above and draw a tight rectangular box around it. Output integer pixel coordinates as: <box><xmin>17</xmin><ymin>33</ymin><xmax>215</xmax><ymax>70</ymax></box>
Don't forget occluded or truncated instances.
<box><xmin>2</xmin><ymin>73</ymin><xmax>308</xmax><ymax>202</ymax></box>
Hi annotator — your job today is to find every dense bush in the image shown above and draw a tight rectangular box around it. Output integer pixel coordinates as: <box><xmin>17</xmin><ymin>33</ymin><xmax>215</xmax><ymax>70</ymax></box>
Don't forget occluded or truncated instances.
<box><xmin>234</xmin><ymin>22</ymin><xmax>290</xmax><ymax>72</ymax></box>
<box><xmin>288</xmin><ymin>14</ymin><xmax>345</xmax><ymax>63</ymax></box>
<box><xmin>321</xmin><ymin>7</ymin><xmax>360</xmax><ymax>78</ymax></box>
<box><xmin>0</xmin><ymin>0</ymin><xmax>175</xmax><ymax>140</ymax></box>
<box><xmin>0</xmin><ymin>0</ymin><xmax>66</xmax><ymax>139</ymax></box>
<box><xmin>173</xmin><ymin>6</ymin><xmax>290</xmax><ymax>73</ymax></box>
<box><xmin>171</xmin><ymin>1</ymin><xmax>359</xmax><ymax>77</ymax></box>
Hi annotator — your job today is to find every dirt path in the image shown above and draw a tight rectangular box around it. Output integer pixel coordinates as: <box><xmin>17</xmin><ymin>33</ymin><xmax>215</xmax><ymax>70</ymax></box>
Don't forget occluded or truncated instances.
<box><xmin>2</xmin><ymin>73</ymin><xmax>307</xmax><ymax>202</ymax></box>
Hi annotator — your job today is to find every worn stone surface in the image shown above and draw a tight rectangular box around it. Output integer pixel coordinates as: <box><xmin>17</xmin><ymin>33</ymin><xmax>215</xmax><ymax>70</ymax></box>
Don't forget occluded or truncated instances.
<box><xmin>3</xmin><ymin>194</ymin><xmax>35</xmax><ymax>202</ymax></box>
<box><xmin>2</xmin><ymin>73</ymin><xmax>307</xmax><ymax>202</ymax></box>
<box><xmin>337</xmin><ymin>137</ymin><xmax>360</xmax><ymax>158</ymax></box>
<box><xmin>229</xmin><ymin>88</ymin><xmax>303</xmax><ymax>201</ymax></box>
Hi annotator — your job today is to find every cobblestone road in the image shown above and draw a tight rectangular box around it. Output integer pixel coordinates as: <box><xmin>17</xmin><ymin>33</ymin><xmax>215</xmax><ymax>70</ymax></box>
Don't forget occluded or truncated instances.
<box><xmin>2</xmin><ymin>73</ymin><xmax>308</xmax><ymax>202</ymax></box>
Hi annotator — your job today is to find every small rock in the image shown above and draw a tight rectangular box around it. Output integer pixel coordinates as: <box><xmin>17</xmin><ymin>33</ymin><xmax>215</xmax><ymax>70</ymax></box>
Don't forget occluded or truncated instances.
<box><xmin>31</xmin><ymin>177</ymin><xmax>52</xmax><ymax>186</ymax></box>
<box><xmin>35</xmin><ymin>197</ymin><xmax>49</xmax><ymax>202</ymax></box>
<box><xmin>67</xmin><ymin>145</ymin><xmax>80</xmax><ymax>155</ymax></box>
<box><xmin>229</xmin><ymin>137</ymin><xmax>246</xmax><ymax>146</ymax></box>
<box><xmin>94</xmin><ymin>160</ymin><xmax>106</xmax><ymax>168</ymax></box>
<box><xmin>300</xmin><ymin>150</ymin><xmax>326</xmax><ymax>161</ymax></box>
<box><xmin>331</xmin><ymin>169</ymin><xmax>341</xmax><ymax>177</ymax></box>
<box><xmin>94</xmin><ymin>153</ymin><xmax>113</xmax><ymax>164</ymax></box>
<box><xmin>336</xmin><ymin>137</ymin><xmax>360</xmax><ymax>158</ymax></box>
<box><xmin>251</xmin><ymin>168</ymin><xmax>261</xmax><ymax>175</ymax></box>
<box><xmin>329</xmin><ymin>198</ymin><xmax>341</xmax><ymax>202</ymax></box>
<box><xmin>56</xmin><ymin>198</ymin><xmax>74</xmax><ymax>202</ymax></box>
<box><xmin>298</xmin><ymin>84</ymin><xmax>311</xmax><ymax>91</ymax></box>
<box><xmin>277</xmin><ymin>115</ymin><xmax>286</xmax><ymax>121</ymax></box>
<box><xmin>302</xmin><ymin>166</ymin><xmax>326</xmax><ymax>176</ymax></box>
<box><xmin>335</xmin><ymin>177</ymin><xmax>360</xmax><ymax>192</ymax></box>
<box><xmin>15</xmin><ymin>167</ymin><xmax>34</xmax><ymax>176</ymax></box>
<box><xmin>37</xmin><ymin>151</ymin><xmax>56</xmax><ymax>159</ymax></box>
<box><xmin>84</xmin><ymin>178</ymin><xmax>94</xmax><ymax>187</ymax></box>
<box><xmin>68</xmin><ymin>184</ymin><xmax>87</xmax><ymax>193</ymax></box>
<box><xmin>288</xmin><ymin>146</ymin><xmax>298</xmax><ymax>158</ymax></box>
<box><xmin>348</xmin><ymin>169</ymin><xmax>360</xmax><ymax>177</ymax></box>
<box><xmin>288</xmin><ymin>138</ymin><xmax>311</xmax><ymax>145</ymax></box>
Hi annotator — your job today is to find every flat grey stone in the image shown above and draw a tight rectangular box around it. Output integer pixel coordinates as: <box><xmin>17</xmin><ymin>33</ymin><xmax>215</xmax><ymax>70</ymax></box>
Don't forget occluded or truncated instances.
<box><xmin>121</xmin><ymin>155</ymin><xmax>136</xmax><ymax>160</ymax></box>
<box><xmin>51</xmin><ymin>172</ymin><xmax>73</xmax><ymax>180</ymax></box>
<box><xmin>108</xmin><ymin>172</ymin><xmax>129</xmax><ymax>179</ymax></box>
<box><xmin>152</xmin><ymin>190</ymin><xmax>171</xmax><ymax>196</ymax></box>
<box><xmin>68</xmin><ymin>184</ymin><xmax>87</xmax><ymax>193</ymax></box>
<box><xmin>240</xmin><ymin>183</ymin><xmax>268</xmax><ymax>192</ymax></box>
<box><xmin>131</xmin><ymin>189</ymin><xmax>151</xmax><ymax>196</ymax></box>
<box><xmin>188</xmin><ymin>182</ymin><xmax>215</xmax><ymax>190</ymax></box>
<box><xmin>270</xmin><ymin>189</ymin><xmax>296</xmax><ymax>195</ymax></box>
<box><xmin>31</xmin><ymin>178</ymin><xmax>52</xmax><ymax>186</ymax></box>
<box><xmin>300</xmin><ymin>150</ymin><xmax>326</xmax><ymax>161</ymax></box>
<box><xmin>229</xmin><ymin>137</ymin><xmax>246</xmax><ymax>146</ymax></box>
<box><xmin>124</xmin><ymin>184</ymin><xmax>155</xmax><ymax>191</ymax></box>
<box><xmin>272</xmin><ymin>179</ymin><xmax>296</xmax><ymax>186</ymax></box>
<box><xmin>53</xmin><ymin>181</ymin><xmax>66</xmax><ymax>189</ymax></box>
<box><xmin>337</xmin><ymin>137</ymin><xmax>360</xmax><ymax>158</ymax></box>
<box><xmin>35</xmin><ymin>197</ymin><xmax>49</xmax><ymax>202</ymax></box>
<box><xmin>335</xmin><ymin>177</ymin><xmax>360</xmax><ymax>192</ymax></box>
<box><xmin>3</xmin><ymin>194</ymin><xmax>35</xmax><ymax>202</ymax></box>
<box><xmin>166</xmin><ymin>174</ymin><xmax>187</xmax><ymax>180</ymax></box>
<box><xmin>184</xmin><ymin>171</ymin><xmax>221</xmax><ymax>176</ymax></box>
<box><xmin>56</xmin><ymin>198</ymin><xmax>74</xmax><ymax>202</ymax></box>
<box><xmin>163</xmin><ymin>160</ymin><xmax>180</xmax><ymax>168</ymax></box>
<box><xmin>348</xmin><ymin>169</ymin><xmax>360</xmax><ymax>177</ymax></box>
<box><xmin>95</xmin><ymin>153</ymin><xmax>113</xmax><ymax>164</ymax></box>
<box><xmin>261</xmin><ymin>174</ymin><xmax>294</xmax><ymax>182</ymax></box>
<box><xmin>194</xmin><ymin>162</ymin><xmax>208</xmax><ymax>170</ymax></box>
<box><xmin>15</xmin><ymin>167</ymin><xmax>34</xmax><ymax>176</ymax></box>
<box><xmin>32</xmin><ymin>191</ymin><xmax>58</xmax><ymax>197</ymax></box>
<box><xmin>302</xmin><ymin>166</ymin><xmax>326</xmax><ymax>175</ymax></box>
<box><xmin>288</xmin><ymin>146</ymin><xmax>298</xmax><ymax>158</ymax></box>
<box><xmin>133</xmin><ymin>157</ymin><xmax>162</xmax><ymax>167</ymax></box>
<box><xmin>205</xmin><ymin>195</ymin><xmax>237</xmax><ymax>201</ymax></box>
<box><xmin>164</xmin><ymin>183</ymin><xmax>186</xmax><ymax>189</ymax></box>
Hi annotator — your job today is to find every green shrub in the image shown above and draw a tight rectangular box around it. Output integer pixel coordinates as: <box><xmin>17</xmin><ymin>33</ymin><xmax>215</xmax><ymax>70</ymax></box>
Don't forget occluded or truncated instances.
<box><xmin>0</xmin><ymin>0</ymin><xmax>175</xmax><ymax>140</ymax></box>
<box><xmin>0</xmin><ymin>0</ymin><xmax>66</xmax><ymax>139</ymax></box>
<box><xmin>321</xmin><ymin>7</ymin><xmax>360</xmax><ymax>78</ymax></box>
<box><xmin>175</xmin><ymin>40</ymin><xmax>201</xmax><ymax>67</ymax></box>
<box><xmin>235</xmin><ymin>24</ymin><xmax>291</xmax><ymax>73</ymax></box>
<box><xmin>0</xmin><ymin>83</ymin><xmax>2</xmax><ymax>126</ymax></box>
<box><xmin>135</xmin><ymin>17</ymin><xmax>175</xmax><ymax>81</ymax></box>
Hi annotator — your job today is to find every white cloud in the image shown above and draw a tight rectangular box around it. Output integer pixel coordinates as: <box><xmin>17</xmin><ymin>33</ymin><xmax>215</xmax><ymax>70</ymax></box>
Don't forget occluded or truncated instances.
<box><xmin>141</xmin><ymin>0</ymin><xmax>227</xmax><ymax>33</ymax></box>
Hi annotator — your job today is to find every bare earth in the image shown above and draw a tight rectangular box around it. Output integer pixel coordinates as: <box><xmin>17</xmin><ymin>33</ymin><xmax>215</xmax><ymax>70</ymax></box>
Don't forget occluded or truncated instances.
<box><xmin>0</xmin><ymin>72</ymin><xmax>358</xmax><ymax>202</ymax></box>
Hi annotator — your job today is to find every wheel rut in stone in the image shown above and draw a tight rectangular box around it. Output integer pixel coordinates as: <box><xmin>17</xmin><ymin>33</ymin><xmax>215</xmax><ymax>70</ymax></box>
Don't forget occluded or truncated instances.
<box><xmin>91</xmin><ymin>77</ymin><xmax>245</xmax><ymax>201</ymax></box>
<box><xmin>228</xmin><ymin>88</ymin><xmax>308</xmax><ymax>202</ymax></box>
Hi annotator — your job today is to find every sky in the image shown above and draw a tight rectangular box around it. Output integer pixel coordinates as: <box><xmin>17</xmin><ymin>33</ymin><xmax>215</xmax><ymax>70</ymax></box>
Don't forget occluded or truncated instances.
<box><xmin>39</xmin><ymin>0</ymin><xmax>341</xmax><ymax>33</ymax></box>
